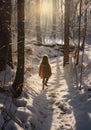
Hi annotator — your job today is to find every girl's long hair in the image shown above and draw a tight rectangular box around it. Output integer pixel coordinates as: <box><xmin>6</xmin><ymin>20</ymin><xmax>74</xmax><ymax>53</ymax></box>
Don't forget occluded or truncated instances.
<box><xmin>41</xmin><ymin>55</ymin><xmax>49</xmax><ymax>65</ymax></box>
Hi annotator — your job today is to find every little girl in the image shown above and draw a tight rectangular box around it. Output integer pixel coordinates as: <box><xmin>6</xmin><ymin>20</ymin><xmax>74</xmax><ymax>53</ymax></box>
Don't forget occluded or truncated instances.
<box><xmin>39</xmin><ymin>55</ymin><xmax>52</xmax><ymax>90</ymax></box>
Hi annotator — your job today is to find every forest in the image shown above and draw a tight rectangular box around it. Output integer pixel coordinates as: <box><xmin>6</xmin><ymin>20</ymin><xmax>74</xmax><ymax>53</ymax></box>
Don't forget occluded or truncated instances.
<box><xmin>0</xmin><ymin>0</ymin><xmax>91</xmax><ymax>130</ymax></box>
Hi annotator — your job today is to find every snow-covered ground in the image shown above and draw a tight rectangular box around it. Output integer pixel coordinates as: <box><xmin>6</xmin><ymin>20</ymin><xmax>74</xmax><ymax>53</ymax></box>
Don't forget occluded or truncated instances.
<box><xmin>0</xmin><ymin>39</ymin><xmax>91</xmax><ymax>130</ymax></box>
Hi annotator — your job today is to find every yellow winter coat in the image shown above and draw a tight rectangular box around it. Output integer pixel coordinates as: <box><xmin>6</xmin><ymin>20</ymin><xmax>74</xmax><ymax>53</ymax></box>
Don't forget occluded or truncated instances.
<box><xmin>39</xmin><ymin>63</ymin><xmax>52</xmax><ymax>78</ymax></box>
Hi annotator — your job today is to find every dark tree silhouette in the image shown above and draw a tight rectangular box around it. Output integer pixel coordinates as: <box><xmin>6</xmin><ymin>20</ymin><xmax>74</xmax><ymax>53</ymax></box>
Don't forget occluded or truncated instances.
<box><xmin>12</xmin><ymin>0</ymin><xmax>25</xmax><ymax>98</ymax></box>
<box><xmin>0</xmin><ymin>1</ymin><xmax>11</xmax><ymax>71</ymax></box>
<box><xmin>63</xmin><ymin>0</ymin><xmax>70</xmax><ymax>66</ymax></box>
<box><xmin>7</xmin><ymin>44</ymin><xmax>13</xmax><ymax>69</ymax></box>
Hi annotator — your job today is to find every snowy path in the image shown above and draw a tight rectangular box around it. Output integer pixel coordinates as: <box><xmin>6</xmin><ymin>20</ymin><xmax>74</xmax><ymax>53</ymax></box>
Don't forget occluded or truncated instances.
<box><xmin>25</xmin><ymin>56</ymin><xmax>91</xmax><ymax>130</ymax></box>
<box><xmin>0</xmin><ymin>43</ymin><xmax>91</xmax><ymax>129</ymax></box>
<box><xmin>26</xmin><ymin>57</ymin><xmax>74</xmax><ymax>130</ymax></box>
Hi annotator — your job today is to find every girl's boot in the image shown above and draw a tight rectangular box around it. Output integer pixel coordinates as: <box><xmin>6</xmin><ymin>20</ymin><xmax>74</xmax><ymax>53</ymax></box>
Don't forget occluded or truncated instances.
<box><xmin>45</xmin><ymin>78</ymin><xmax>49</xmax><ymax>86</ymax></box>
<box><xmin>42</xmin><ymin>83</ymin><xmax>45</xmax><ymax>90</ymax></box>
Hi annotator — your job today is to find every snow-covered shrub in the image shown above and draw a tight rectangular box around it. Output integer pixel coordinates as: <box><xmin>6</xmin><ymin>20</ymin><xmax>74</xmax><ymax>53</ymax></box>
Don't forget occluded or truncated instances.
<box><xmin>13</xmin><ymin>98</ymin><xmax>27</xmax><ymax>107</ymax></box>
<box><xmin>0</xmin><ymin>114</ymin><xmax>4</xmax><ymax>129</ymax></box>
<box><xmin>4</xmin><ymin>120</ymin><xmax>24</xmax><ymax>130</ymax></box>
<box><xmin>15</xmin><ymin>107</ymin><xmax>38</xmax><ymax>128</ymax></box>
<box><xmin>5</xmin><ymin>103</ymin><xmax>17</xmax><ymax>115</ymax></box>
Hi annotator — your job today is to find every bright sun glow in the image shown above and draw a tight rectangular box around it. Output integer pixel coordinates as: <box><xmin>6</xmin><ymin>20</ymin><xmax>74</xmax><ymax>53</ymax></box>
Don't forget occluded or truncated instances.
<box><xmin>41</xmin><ymin>1</ymin><xmax>52</xmax><ymax>16</ymax></box>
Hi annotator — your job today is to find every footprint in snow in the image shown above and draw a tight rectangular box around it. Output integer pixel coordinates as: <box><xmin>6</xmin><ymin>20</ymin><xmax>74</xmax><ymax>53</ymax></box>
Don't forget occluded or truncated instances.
<box><xmin>55</xmin><ymin>101</ymin><xmax>72</xmax><ymax>114</ymax></box>
<box><xmin>48</xmin><ymin>93</ymin><xmax>57</xmax><ymax>98</ymax></box>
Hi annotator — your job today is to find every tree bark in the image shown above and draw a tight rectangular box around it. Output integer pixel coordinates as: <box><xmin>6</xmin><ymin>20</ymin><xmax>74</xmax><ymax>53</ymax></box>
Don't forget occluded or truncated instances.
<box><xmin>63</xmin><ymin>0</ymin><xmax>70</xmax><ymax>66</ymax></box>
<box><xmin>0</xmin><ymin>1</ymin><xmax>11</xmax><ymax>71</ymax></box>
<box><xmin>12</xmin><ymin>0</ymin><xmax>25</xmax><ymax>98</ymax></box>
<box><xmin>52</xmin><ymin>0</ymin><xmax>56</xmax><ymax>39</ymax></box>
<box><xmin>76</xmin><ymin>0</ymin><xmax>82</xmax><ymax>65</ymax></box>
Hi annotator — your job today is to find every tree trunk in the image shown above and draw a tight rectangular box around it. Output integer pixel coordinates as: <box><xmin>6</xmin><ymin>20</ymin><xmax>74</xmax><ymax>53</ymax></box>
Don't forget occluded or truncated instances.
<box><xmin>76</xmin><ymin>0</ymin><xmax>82</xmax><ymax>65</ymax></box>
<box><xmin>79</xmin><ymin>0</ymin><xmax>88</xmax><ymax>90</ymax></box>
<box><xmin>52</xmin><ymin>0</ymin><xmax>56</xmax><ymax>39</ymax></box>
<box><xmin>7</xmin><ymin>44</ymin><xmax>13</xmax><ymax>69</ymax></box>
<box><xmin>0</xmin><ymin>1</ymin><xmax>11</xmax><ymax>71</ymax></box>
<box><xmin>36</xmin><ymin>0</ymin><xmax>42</xmax><ymax>45</ymax></box>
<box><xmin>12</xmin><ymin>0</ymin><xmax>25</xmax><ymax>98</ymax></box>
<box><xmin>63</xmin><ymin>0</ymin><xmax>70</xmax><ymax>66</ymax></box>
